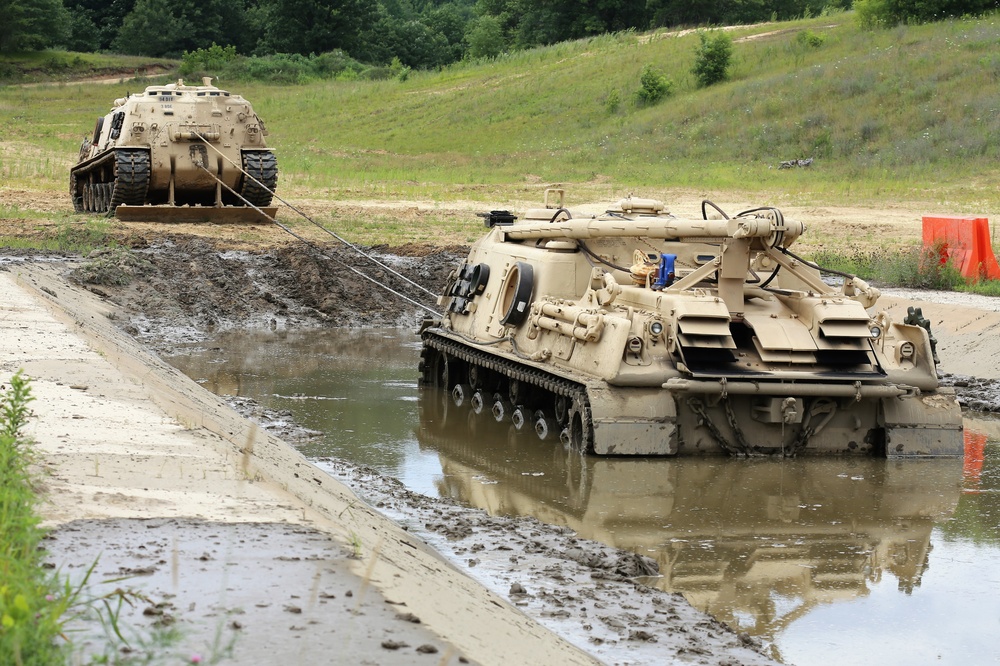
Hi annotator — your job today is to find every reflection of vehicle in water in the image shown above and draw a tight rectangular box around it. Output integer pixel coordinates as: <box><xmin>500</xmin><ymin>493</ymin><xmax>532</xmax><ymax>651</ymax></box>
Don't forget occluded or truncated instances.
<box><xmin>418</xmin><ymin>392</ymin><xmax>964</xmax><ymax>639</ymax></box>
<box><xmin>420</xmin><ymin>190</ymin><xmax>963</xmax><ymax>456</ymax></box>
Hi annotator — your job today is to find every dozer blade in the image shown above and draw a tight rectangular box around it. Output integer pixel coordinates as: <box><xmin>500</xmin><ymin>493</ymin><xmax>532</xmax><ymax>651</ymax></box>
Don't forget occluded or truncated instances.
<box><xmin>114</xmin><ymin>205</ymin><xmax>278</xmax><ymax>224</ymax></box>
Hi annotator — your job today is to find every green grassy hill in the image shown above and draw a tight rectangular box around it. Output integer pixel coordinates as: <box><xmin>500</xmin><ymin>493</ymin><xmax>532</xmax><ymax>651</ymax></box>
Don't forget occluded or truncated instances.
<box><xmin>2</xmin><ymin>12</ymin><xmax>999</xmax><ymax>216</ymax></box>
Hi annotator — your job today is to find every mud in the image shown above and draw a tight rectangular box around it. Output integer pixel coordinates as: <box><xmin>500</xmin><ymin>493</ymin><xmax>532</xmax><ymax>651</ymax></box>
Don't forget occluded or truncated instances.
<box><xmin>319</xmin><ymin>459</ymin><xmax>772</xmax><ymax>665</ymax></box>
<box><xmin>11</xmin><ymin>216</ymin><xmax>1000</xmax><ymax>665</ymax></box>
<box><xmin>68</xmin><ymin>237</ymin><xmax>461</xmax><ymax>350</ymax></box>
<box><xmin>45</xmin><ymin>518</ymin><xmax>468</xmax><ymax>665</ymax></box>
<box><xmin>11</xmin><ymin>235</ymin><xmax>784</xmax><ymax>664</ymax></box>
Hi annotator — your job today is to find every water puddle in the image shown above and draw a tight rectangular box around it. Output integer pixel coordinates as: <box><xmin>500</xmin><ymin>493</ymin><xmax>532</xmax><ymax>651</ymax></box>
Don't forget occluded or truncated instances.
<box><xmin>166</xmin><ymin>328</ymin><xmax>1000</xmax><ymax>665</ymax></box>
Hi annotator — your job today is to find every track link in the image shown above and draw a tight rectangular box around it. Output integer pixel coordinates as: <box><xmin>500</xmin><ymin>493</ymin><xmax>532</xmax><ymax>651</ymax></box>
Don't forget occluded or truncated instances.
<box><xmin>241</xmin><ymin>150</ymin><xmax>278</xmax><ymax>207</ymax></box>
<box><xmin>421</xmin><ymin>329</ymin><xmax>594</xmax><ymax>451</ymax></box>
<box><xmin>109</xmin><ymin>149</ymin><xmax>151</xmax><ymax>210</ymax></box>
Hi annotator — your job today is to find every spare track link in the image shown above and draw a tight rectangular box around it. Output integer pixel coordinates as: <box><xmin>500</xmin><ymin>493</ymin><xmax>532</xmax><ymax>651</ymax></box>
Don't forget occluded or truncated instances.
<box><xmin>421</xmin><ymin>330</ymin><xmax>595</xmax><ymax>451</ymax></box>
<box><xmin>109</xmin><ymin>149</ymin><xmax>150</xmax><ymax>212</ymax></box>
<box><xmin>241</xmin><ymin>150</ymin><xmax>278</xmax><ymax>207</ymax></box>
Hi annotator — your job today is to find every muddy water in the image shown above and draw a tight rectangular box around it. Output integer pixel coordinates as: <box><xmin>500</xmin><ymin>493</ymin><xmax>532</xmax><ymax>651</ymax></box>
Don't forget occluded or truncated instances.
<box><xmin>167</xmin><ymin>328</ymin><xmax>1000</xmax><ymax>666</ymax></box>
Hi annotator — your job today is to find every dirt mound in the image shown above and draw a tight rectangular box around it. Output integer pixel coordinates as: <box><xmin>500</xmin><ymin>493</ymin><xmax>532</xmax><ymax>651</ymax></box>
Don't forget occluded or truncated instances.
<box><xmin>70</xmin><ymin>235</ymin><xmax>462</xmax><ymax>349</ymax></box>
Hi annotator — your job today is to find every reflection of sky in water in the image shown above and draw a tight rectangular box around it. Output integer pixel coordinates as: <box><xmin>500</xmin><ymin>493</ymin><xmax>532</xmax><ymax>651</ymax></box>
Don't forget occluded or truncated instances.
<box><xmin>777</xmin><ymin>537</ymin><xmax>1000</xmax><ymax>665</ymax></box>
<box><xmin>166</xmin><ymin>328</ymin><xmax>1000</xmax><ymax>666</ymax></box>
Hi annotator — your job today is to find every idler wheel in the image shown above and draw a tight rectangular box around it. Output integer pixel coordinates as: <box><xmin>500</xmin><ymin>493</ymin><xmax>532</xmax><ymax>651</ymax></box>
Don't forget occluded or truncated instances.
<box><xmin>430</xmin><ymin>351</ymin><xmax>451</xmax><ymax>388</ymax></box>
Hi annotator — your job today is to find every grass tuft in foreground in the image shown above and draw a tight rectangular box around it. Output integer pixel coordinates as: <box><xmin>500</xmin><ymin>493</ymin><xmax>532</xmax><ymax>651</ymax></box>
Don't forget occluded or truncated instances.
<box><xmin>0</xmin><ymin>370</ymin><xmax>64</xmax><ymax>665</ymax></box>
<box><xmin>0</xmin><ymin>372</ymin><xmax>173</xmax><ymax>665</ymax></box>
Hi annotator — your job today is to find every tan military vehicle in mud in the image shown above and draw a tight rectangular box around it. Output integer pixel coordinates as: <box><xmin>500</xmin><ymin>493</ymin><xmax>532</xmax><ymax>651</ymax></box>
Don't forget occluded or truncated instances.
<box><xmin>71</xmin><ymin>78</ymin><xmax>277</xmax><ymax>222</ymax></box>
<box><xmin>420</xmin><ymin>190</ymin><xmax>964</xmax><ymax>457</ymax></box>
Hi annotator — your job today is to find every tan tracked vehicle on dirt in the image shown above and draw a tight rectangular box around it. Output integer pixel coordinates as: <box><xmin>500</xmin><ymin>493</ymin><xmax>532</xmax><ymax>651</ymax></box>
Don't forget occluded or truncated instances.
<box><xmin>419</xmin><ymin>190</ymin><xmax>964</xmax><ymax>457</ymax></box>
<box><xmin>71</xmin><ymin>78</ymin><xmax>277</xmax><ymax>222</ymax></box>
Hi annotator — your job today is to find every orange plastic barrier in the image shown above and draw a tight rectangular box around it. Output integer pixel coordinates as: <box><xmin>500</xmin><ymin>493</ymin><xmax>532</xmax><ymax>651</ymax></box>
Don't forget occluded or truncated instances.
<box><xmin>922</xmin><ymin>215</ymin><xmax>1000</xmax><ymax>281</ymax></box>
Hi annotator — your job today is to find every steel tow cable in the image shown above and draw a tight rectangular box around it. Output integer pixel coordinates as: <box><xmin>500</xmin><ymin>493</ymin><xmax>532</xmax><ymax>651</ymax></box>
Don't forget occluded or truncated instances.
<box><xmin>191</xmin><ymin>131</ymin><xmax>441</xmax><ymax>303</ymax></box>
<box><xmin>195</xmin><ymin>162</ymin><xmax>441</xmax><ymax>317</ymax></box>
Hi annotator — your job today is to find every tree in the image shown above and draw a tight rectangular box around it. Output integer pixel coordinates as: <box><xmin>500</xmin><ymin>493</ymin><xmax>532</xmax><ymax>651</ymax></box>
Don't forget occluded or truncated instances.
<box><xmin>112</xmin><ymin>0</ymin><xmax>248</xmax><ymax>57</ymax></box>
<box><xmin>0</xmin><ymin>0</ymin><xmax>71</xmax><ymax>52</ymax></box>
<box><xmin>465</xmin><ymin>15</ymin><xmax>504</xmax><ymax>59</ymax></box>
<box><xmin>692</xmin><ymin>30</ymin><xmax>733</xmax><ymax>88</ymax></box>
<box><xmin>474</xmin><ymin>0</ymin><xmax>646</xmax><ymax>50</ymax></box>
<box><xmin>256</xmin><ymin>0</ymin><xmax>379</xmax><ymax>56</ymax></box>
<box><xmin>424</xmin><ymin>3</ymin><xmax>471</xmax><ymax>62</ymax></box>
<box><xmin>65</xmin><ymin>0</ymin><xmax>137</xmax><ymax>51</ymax></box>
<box><xmin>64</xmin><ymin>4</ymin><xmax>100</xmax><ymax>52</ymax></box>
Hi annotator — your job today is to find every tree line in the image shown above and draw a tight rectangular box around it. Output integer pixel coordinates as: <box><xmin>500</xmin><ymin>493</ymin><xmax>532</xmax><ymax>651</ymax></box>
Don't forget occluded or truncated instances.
<box><xmin>2</xmin><ymin>0</ymin><xmax>997</xmax><ymax>67</ymax></box>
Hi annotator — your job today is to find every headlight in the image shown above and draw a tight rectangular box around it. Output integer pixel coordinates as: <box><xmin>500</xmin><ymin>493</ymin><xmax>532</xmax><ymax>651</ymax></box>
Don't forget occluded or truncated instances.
<box><xmin>869</xmin><ymin>325</ymin><xmax>882</xmax><ymax>339</ymax></box>
<box><xmin>650</xmin><ymin>321</ymin><xmax>664</xmax><ymax>336</ymax></box>
<box><xmin>899</xmin><ymin>341</ymin><xmax>915</xmax><ymax>359</ymax></box>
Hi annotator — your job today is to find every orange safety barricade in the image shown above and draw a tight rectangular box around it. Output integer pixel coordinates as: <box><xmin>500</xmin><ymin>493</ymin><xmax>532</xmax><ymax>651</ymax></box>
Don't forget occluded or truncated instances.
<box><xmin>922</xmin><ymin>215</ymin><xmax>1000</xmax><ymax>281</ymax></box>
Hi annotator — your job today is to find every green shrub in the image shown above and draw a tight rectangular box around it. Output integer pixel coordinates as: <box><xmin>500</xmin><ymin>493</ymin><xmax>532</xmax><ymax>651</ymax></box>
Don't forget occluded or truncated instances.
<box><xmin>605</xmin><ymin>87</ymin><xmax>622</xmax><ymax>114</ymax></box>
<box><xmin>635</xmin><ymin>64</ymin><xmax>674</xmax><ymax>105</ymax></box>
<box><xmin>692</xmin><ymin>31</ymin><xmax>733</xmax><ymax>87</ymax></box>
<box><xmin>390</xmin><ymin>57</ymin><xmax>411</xmax><ymax>82</ymax></box>
<box><xmin>796</xmin><ymin>30</ymin><xmax>826</xmax><ymax>48</ymax></box>
<box><xmin>312</xmin><ymin>50</ymin><xmax>363</xmax><ymax>78</ymax></box>
<box><xmin>179</xmin><ymin>43</ymin><xmax>239</xmax><ymax>77</ymax></box>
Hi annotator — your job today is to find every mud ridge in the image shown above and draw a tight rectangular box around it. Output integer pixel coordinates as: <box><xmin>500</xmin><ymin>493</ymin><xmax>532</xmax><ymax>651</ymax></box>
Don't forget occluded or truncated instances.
<box><xmin>69</xmin><ymin>236</ymin><xmax>462</xmax><ymax>351</ymax></box>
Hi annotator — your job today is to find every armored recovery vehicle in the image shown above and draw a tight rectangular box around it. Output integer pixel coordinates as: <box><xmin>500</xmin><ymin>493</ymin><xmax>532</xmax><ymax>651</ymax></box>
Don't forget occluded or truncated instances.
<box><xmin>71</xmin><ymin>78</ymin><xmax>277</xmax><ymax>222</ymax></box>
<box><xmin>419</xmin><ymin>190</ymin><xmax>964</xmax><ymax>457</ymax></box>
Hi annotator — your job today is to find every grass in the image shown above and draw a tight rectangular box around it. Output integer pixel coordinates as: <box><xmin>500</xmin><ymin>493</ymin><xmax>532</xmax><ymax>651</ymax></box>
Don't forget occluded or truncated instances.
<box><xmin>0</xmin><ymin>217</ymin><xmax>112</xmax><ymax>254</ymax></box>
<box><xmin>0</xmin><ymin>52</ymin><xmax>177</xmax><ymax>85</ymax></box>
<box><xmin>812</xmin><ymin>242</ymin><xmax>1000</xmax><ymax>296</ymax></box>
<box><xmin>0</xmin><ymin>371</ymin><xmax>234</xmax><ymax>665</ymax></box>
<box><xmin>2</xmin><ymin>12</ymin><xmax>1000</xmax><ymax>288</ymax></box>
<box><xmin>0</xmin><ymin>370</ymin><xmax>63</xmax><ymax>664</ymax></box>
<box><xmin>2</xmin><ymin>13</ymin><xmax>1000</xmax><ymax>210</ymax></box>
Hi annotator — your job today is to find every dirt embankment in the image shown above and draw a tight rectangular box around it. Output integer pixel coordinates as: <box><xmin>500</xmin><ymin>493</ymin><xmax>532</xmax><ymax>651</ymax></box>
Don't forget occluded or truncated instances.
<box><xmin>59</xmin><ymin>235</ymin><xmax>462</xmax><ymax>350</ymax></box>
